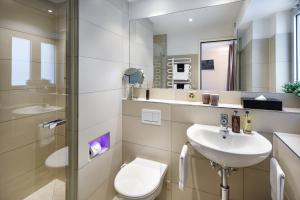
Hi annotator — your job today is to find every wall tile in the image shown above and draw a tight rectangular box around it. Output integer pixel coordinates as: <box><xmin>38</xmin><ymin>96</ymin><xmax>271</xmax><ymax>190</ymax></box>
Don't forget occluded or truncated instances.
<box><xmin>0</xmin><ymin>60</ymin><xmax>11</xmax><ymax>91</ymax></box>
<box><xmin>252</xmin><ymin>38</ymin><xmax>269</xmax><ymax>64</ymax></box>
<box><xmin>88</xmin><ymin>175</ymin><xmax>117</xmax><ymax>200</ymax></box>
<box><xmin>79</xmin><ymin>0</ymin><xmax>124</xmax><ymax>36</ymax></box>
<box><xmin>273</xmin><ymin>136</ymin><xmax>300</xmax><ymax>200</ymax></box>
<box><xmin>78</xmin><ymin>142</ymin><xmax>122</xmax><ymax>200</ymax></box>
<box><xmin>122</xmin><ymin>100</ymin><xmax>171</xmax><ymax>120</ymax></box>
<box><xmin>0</xmin><ymin>139</ymin><xmax>56</xmax><ymax>185</ymax></box>
<box><xmin>171</xmin><ymin>122</ymin><xmax>205</xmax><ymax>159</ymax></box>
<box><xmin>79</xmin><ymin>89</ymin><xmax>122</xmax><ymax>131</ymax></box>
<box><xmin>275</xmin><ymin>33</ymin><xmax>291</xmax><ymax>62</ymax></box>
<box><xmin>171</xmin><ymin>153</ymin><xmax>244</xmax><ymax>200</ymax></box>
<box><xmin>78</xmin><ymin>115</ymin><xmax>122</xmax><ymax>168</ymax></box>
<box><xmin>123</xmin><ymin>115</ymin><xmax>171</xmax><ymax>150</ymax></box>
<box><xmin>244</xmin><ymin>168</ymin><xmax>271</xmax><ymax>200</ymax></box>
<box><xmin>79</xmin><ymin>19</ymin><xmax>123</xmax><ymax>62</ymax></box>
<box><xmin>79</xmin><ymin>57</ymin><xmax>125</xmax><ymax>93</ymax></box>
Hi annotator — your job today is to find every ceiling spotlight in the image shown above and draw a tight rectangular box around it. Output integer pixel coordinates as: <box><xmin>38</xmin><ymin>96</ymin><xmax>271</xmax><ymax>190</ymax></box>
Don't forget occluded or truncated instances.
<box><xmin>47</xmin><ymin>9</ymin><xmax>53</xmax><ymax>13</ymax></box>
<box><xmin>188</xmin><ymin>18</ymin><xmax>193</xmax><ymax>22</ymax></box>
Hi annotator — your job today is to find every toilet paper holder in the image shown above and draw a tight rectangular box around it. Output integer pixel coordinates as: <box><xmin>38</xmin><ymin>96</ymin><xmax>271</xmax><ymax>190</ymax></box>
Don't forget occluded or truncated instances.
<box><xmin>88</xmin><ymin>132</ymin><xmax>110</xmax><ymax>160</ymax></box>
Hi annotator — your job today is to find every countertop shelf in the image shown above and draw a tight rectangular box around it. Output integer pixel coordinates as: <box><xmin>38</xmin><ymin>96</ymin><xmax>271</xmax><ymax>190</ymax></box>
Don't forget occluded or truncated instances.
<box><xmin>123</xmin><ymin>98</ymin><xmax>300</xmax><ymax>114</ymax></box>
<box><xmin>274</xmin><ymin>132</ymin><xmax>300</xmax><ymax>159</ymax></box>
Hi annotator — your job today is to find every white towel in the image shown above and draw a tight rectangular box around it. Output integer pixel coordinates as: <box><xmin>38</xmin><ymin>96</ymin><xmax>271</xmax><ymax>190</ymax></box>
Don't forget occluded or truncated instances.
<box><xmin>270</xmin><ymin>158</ymin><xmax>285</xmax><ymax>200</ymax></box>
<box><xmin>173</xmin><ymin>64</ymin><xmax>191</xmax><ymax>80</ymax></box>
<box><xmin>179</xmin><ymin>145</ymin><xmax>188</xmax><ymax>191</ymax></box>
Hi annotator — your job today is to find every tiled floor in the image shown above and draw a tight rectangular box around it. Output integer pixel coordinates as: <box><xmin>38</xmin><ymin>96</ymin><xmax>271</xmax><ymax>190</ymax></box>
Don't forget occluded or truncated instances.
<box><xmin>24</xmin><ymin>179</ymin><xmax>65</xmax><ymax>200</ymax></box>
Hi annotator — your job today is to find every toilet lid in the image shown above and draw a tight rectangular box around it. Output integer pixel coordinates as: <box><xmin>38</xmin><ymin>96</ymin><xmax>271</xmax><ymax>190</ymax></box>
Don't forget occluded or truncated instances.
<box><xmin>45</xmin><ymin>146</ymin><xmax>68</xmax><ymax>168</ymax></box>
<box><xmin>114</xmin><ymin>158</ymin><xmax>167</xmax><ymax>198</ymax></box>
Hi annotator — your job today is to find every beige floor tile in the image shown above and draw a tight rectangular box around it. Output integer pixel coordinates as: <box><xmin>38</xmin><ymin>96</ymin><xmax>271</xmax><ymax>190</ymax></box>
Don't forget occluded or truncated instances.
<box><xmin>171</xmin><ymin>183</ymin><xmax>218</xmax><ymax>200</ymax></box>
<box><xmin>0</xmin><ymin>165</ymin><xmax>64</xmax><ymax>200</ymax></box>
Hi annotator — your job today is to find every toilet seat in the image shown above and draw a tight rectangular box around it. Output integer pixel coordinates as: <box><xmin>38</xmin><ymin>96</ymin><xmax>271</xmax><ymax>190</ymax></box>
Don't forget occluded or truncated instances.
<box><xmin>114</xmin><ymin>157</ymin><xmax>167</xmax><ymax>199</ymax></box>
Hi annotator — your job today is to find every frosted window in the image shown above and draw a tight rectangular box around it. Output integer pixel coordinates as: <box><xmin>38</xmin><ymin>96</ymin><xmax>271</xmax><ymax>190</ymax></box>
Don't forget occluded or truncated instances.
<box><xmin>41</xmin><ymin>43</ymin><xmax>56</xmax><ymax>84</ymax></box>
<box><xmin>11</xmin><ymin>37</ymin><xmax>31</xmax><ymax>86</ymax></box>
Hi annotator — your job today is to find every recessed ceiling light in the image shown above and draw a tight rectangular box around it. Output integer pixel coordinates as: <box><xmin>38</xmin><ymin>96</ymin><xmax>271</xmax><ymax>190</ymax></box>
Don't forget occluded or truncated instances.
<box><xmin>47</xmin><ymin>9</ymin><xmax>53</xmax><ymax>13</ymax></box>
<box><xmin>188</xmin><ymin>18</ymin><xmax>193</xmax><ymax>22</ymax></box>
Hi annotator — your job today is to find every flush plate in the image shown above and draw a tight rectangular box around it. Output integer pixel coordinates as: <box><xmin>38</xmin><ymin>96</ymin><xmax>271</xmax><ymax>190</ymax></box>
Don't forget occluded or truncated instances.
<box><xmin>141</xmin><ymin>109</ymin><xmax>161</xmax><ymax>125</ymax></box>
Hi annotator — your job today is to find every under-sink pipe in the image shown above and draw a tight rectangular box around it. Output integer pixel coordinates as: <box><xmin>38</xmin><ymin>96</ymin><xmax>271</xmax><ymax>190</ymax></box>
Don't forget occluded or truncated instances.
<box><xmin>220</xmin><ymin>168</ymin><xmax>229</xmax><ymax>200</ymax></box>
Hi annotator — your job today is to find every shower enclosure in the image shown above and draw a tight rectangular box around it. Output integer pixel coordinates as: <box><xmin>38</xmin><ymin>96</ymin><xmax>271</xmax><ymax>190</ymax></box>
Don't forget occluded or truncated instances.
<box><xmin>0</xmin><ymin>0</ymin><xmax>78</xmax><ymax>199</ymax></box>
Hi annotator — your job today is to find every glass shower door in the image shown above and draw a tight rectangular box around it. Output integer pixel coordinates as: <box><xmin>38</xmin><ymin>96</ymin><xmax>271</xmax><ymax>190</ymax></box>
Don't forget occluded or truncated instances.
<box><xmin>0</xmin><ymin>0</ymin><xmax>68</xmax><ymax>199</ymax></box>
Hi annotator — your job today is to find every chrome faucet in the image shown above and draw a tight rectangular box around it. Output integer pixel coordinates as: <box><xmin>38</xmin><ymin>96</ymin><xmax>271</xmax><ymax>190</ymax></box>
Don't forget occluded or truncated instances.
<box><xmin>220</xmin><ymin>113</ymin><xmax>229</xmax><ymax>138</ymax></box>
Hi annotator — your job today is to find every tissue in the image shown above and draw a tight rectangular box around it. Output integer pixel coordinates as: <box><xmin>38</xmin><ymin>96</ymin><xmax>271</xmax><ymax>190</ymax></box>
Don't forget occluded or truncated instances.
<box><xmin>89</xmin><ymin>142</ymin><xmax>102</xmax><ymax>158</ymax></box>
<box><xmin>255</xmin><ymin>95</ymin><xmax>267</xmax><ymax>101</ymax></box>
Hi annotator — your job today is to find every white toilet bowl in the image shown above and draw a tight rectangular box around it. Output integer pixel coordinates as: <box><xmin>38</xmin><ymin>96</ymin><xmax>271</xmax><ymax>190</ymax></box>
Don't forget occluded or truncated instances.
<box><xmin>45</xmin><ymin>146</ymin><xmax>68</xmax><ymax>168</ymax></box>
<box><xmin>114</xmin><ymin>157</ymin><xmax>168</xmax><ymax>200</ymax></box>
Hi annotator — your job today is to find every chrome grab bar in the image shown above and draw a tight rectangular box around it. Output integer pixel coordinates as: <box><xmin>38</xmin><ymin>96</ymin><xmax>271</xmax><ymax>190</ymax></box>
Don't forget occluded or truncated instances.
<box><xmin>41</xmin><ymin>119</ymin><xmax>66</xmax><ymax>129</ymax></box>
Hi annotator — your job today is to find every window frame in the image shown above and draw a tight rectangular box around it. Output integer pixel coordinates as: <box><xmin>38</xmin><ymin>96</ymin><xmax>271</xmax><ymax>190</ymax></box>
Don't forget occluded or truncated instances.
<box><xmin>293</xmin><ymin>8</ymin><xmax>300</xmax><ymax>82</ymax></box>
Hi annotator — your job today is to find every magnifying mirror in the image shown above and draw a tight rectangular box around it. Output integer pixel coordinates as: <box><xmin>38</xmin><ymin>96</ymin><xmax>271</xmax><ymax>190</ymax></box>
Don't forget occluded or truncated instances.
<box><xmin>123</xmin><ymin>68</ymin><xmax>144</xmax><ymax>99</ymax></box>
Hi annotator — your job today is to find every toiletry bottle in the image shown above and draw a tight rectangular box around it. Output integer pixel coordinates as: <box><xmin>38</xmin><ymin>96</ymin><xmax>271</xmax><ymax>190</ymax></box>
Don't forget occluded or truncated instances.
<box><xmin>146</xmin><ymin>81</ymin><xmax>150</xmax><ymax>100</ymax></box>
<box><xmin>232</xmin><ymin>110</ymin><xmax>240</xmax><ymax>133</ymax></box>
<box><xmin>242</xmin><ymin>110</ymin><xmax>253</xmax><ymax>134</ymax></box>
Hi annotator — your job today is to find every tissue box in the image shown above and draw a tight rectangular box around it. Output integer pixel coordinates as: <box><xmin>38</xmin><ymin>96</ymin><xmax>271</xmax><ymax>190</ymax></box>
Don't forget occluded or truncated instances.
<box><xmin>241</xmin><ymin>97</ymin><xmax>282</xmax><ymax>111</ymax></box>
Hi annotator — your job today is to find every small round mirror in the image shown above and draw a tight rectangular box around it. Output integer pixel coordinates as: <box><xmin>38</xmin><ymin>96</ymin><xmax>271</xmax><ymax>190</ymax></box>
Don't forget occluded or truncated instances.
<box><xmin>123</xmin><ymin>68</ymin><xmax>144</xmax><ymax>100</ymax></box>
<box><xmin>124</xmin><ymin>68</ymin><xmax>144</xmax><ymax>86</ymax></box>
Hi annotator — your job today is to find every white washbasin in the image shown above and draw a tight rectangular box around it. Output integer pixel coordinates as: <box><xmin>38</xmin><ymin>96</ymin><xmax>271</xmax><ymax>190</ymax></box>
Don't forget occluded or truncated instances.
<box><xmin>13</xmin><ymin>105</ymin><xmax>63</xmax><ymax>115</ymax></box>
<box><xmin>187</xmin><ymin>124</ymin><xmax>272</xmax><ymax>168</ymax></box>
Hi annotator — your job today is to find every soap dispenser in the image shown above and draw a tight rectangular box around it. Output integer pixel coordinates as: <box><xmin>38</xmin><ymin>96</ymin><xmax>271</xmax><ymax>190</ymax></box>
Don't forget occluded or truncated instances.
<box><xmin>242</xmin><ymin>110</ymin><xmax>253</xmax><ymax>134</ymax></box>
<box><xmin>232</xmin><ymin>110</ymin><xmax>240</xmax><ymax>133</ymax></box>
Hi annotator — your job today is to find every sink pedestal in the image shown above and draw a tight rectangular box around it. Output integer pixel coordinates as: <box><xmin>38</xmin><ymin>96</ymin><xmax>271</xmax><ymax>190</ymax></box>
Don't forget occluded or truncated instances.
<box><xmin>220</xmin><ymin>168</ymin><xmax>229</xmax><ymax>200</ymax></box>
<box><xmin>210</xmin><ymin>161</ymin><xmax>236</xmax><ymax>200</ymax></box>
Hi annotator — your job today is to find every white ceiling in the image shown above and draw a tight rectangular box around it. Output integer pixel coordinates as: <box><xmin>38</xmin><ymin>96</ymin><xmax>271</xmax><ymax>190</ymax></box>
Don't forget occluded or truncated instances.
<box><xmin>150</xmin><ymin>1</ymin><xmax>242</xmax><ymax>35</ymax></box>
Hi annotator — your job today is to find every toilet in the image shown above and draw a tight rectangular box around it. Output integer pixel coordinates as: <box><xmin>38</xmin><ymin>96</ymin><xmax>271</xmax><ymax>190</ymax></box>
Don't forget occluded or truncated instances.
<box><xmin>114</xmin><ymin>157</ymin><xmax>168</xmax><ymax>200</ymax></box>
<box><xmin>45</xmin><ymin>146</ymin><xmax>68</xmax><ymax>168</ymax></box>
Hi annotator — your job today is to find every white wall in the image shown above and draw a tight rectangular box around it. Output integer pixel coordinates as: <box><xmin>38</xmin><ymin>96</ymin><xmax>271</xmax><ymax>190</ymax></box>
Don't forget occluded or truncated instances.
<box><xmin>167</xmin><ymin>23</ymin><xmax>235</xmax><ymax>55</ymax></box>
<box><xmin>78</xmin><ymin>0</ymin><xmax>129</xmax><ymax>199</ymax></box>
<box><xmin>201</xmin><ymin>42</ymin><xmax>230</xmax><ymax>90</ymax></box>
<box><xmin>130</xmin><ymin>19</ymin><xmax>154</xmax><ymax>87</ymax></box>
<box><xmin>129</xmin><ymin>0</ymin><xmax>241</xmax><ymax>20</ymax></box>
<box><xmin>239</xmin><ymin>10</ymin><xmax>292</xmax><ymax>92</ymax></box>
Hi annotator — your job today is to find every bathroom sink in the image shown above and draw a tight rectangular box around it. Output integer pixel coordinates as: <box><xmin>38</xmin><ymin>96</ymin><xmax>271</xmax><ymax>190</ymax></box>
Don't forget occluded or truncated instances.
<box><xmin>187</xmin><ymin>124</ymin><xmax>272</xmax><ymax>168</ymax></box>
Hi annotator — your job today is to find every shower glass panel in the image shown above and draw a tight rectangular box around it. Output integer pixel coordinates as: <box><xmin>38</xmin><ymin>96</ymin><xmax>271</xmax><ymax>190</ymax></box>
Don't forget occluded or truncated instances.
<box><xmin>0</xmin><ymin>0</ymin><xmax>69</xmax><ymax>199</ymax></box>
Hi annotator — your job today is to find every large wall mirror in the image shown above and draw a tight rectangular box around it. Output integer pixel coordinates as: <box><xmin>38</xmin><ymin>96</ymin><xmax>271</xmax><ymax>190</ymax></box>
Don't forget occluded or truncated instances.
<box><xmin>129</xmin><ymin>0</ymin><xmax>298</xmax><ymax>93</ymax></box>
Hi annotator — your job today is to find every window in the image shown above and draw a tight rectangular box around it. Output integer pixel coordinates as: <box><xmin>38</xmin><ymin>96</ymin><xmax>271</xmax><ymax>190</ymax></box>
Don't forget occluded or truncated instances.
<box><xmin>41</xmin><ymin>43</ymin><xmax>56</xmax><ymax>84</ymax></box>
<box><xmin>11</xmin><ymin>37</ymin><xmax>31</xmax><ymax>86</ymax></box>
<box><xmin>294</xmin><ymin>11</ymin><xmax>300</xmax><ymax>82</ymax></box>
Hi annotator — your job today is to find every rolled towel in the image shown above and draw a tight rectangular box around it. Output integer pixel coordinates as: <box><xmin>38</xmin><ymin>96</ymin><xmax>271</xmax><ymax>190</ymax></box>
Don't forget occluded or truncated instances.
<box><xmin>179</xmin><ymin>144</ymin><xmax>188</xmax><ymax>191</ymax></box>
<box><xmin>270</xmin><ymin>158</ymin><xmax>285</xmax><ymax>200</ymax></box>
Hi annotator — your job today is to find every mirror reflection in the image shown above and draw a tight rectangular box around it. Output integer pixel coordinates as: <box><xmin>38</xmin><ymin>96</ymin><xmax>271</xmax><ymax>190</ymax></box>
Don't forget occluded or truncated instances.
<box><xmin>129</xmin><ymin>0</ymin><xmax>298</xmax><ymax>93</ymax></box>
